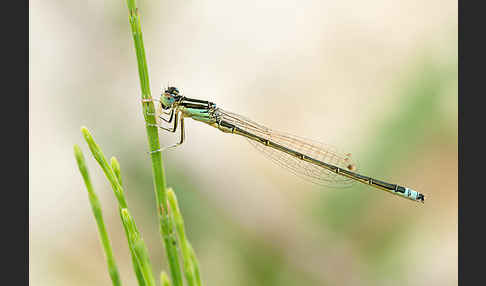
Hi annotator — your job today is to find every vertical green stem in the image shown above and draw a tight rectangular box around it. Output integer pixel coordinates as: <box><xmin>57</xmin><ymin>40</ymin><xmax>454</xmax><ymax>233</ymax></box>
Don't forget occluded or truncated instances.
<box><xmin>167</xmin><ymin>189</ymin><xmax>198</xmax><ymax>286</ymax></box>
<box><xmin>160</xmin><ymin>272</ymin><xmax>171</xmax><ymax>286</ymax></box>
<box><xmin>188</xmin><ymin>244</ymin><xmax>202</xmax><ymax>286</ymax></box>
<box><xmin>121</xmin><ymin>208</ymin><xmax>157</xmax><ymax>286</ymax></box>
<box><xmin>111</xmin><ymin>157</ymin><xmax>124</xmax><ymax>186</ymax></box>
<box><xmin>124</xmin><ymin>1</ymin><xmax>183</xmax><ymax>285</ymax></box>
<box><xmin>111</xmin><ymin>157</ymin><xmax>147</xmax><ymax>286</ymax></box>
<box><xmin>73</xmin><ymin>145</ymin><xmax>122</xmax><ymax>286</ymax></box>
<box><xmin>82</xmin><ymin>128</ymin><xmax>153</xmax><ymax>285</ymax></box>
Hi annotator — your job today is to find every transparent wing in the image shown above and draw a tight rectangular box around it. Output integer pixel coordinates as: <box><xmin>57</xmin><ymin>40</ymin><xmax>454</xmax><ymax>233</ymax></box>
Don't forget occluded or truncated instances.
<box><xmin>217</xmin><ymin>109</ymin><xmax>357</xmax><ymax>188</ymax></box>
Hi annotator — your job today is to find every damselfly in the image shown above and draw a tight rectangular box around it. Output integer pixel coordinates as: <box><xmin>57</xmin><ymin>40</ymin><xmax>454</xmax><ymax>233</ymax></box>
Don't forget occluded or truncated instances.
<box><xmin>143</xmin><ymin>87</ymin><xmax>425</xmax><ymax>203</ymax></box>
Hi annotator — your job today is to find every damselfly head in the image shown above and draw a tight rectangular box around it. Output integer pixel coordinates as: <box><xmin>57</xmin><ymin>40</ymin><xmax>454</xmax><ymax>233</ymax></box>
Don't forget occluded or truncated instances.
<box><xmin>165</xmin><ymin>86</ymin><xmax>179</xmax><ymax>95</ymax></box>
<box><xmin>161</xmin><ymin>86</ymin><xmax>182</xmax><ymax>109</ymax></box>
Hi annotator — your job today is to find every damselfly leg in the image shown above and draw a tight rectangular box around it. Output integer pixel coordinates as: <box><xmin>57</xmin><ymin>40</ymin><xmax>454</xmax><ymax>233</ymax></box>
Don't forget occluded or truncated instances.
<box><xmin>142</xmin><ymin>98</ymin><xmax>173</xmax><ymax>122</ymax></box>
<box><xmin>148</xmin><ymin>114</ymin><xmax>186</xmax><ymax>154</ymax></box>
<box><xmin>154</xmin><ymin>111</ymin><xmax>179</xmax><ymax>132</ymax></box>
<box><xmin>159</xmin><ymin>109</ymin><xmax>175</xmax><ymax>123</ymax></box>
<box><xmin>170</xmin><ymin>115</ymin><xmax>185</xmax><ymax>148</ymax></box>
<box><xmin>150</xmin><ymin>113</ymin><xmax>186</xmax><ymax>154</ymax></box>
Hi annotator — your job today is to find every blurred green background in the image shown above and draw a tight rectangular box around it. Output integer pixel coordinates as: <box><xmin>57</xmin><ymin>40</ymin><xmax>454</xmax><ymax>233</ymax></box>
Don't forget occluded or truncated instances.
<box><xmin>29</xmin><ymin>0</ymin><xmax>457</xmax><ymax>285</ymax></box>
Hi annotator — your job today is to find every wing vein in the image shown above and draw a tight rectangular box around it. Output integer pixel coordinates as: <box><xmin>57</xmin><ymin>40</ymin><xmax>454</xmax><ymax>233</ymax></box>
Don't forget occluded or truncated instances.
<box><xmin>217</xmin><ymin>108</ymin><xmax>357</xmax><ymax>188</ymax></box>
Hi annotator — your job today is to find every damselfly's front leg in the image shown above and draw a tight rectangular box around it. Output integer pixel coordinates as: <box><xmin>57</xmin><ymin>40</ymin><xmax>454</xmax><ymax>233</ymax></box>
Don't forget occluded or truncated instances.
<box><xmin>142</xmin><ymin>98</ymin><xmax>174</xmax><ymax>119</ymax></box>
<box><xmin>142</xmin><ymin>98</ymin><xmax>174</xmax><ymax>122</ymax></box>
<box><xmin>165</xmin><ymin>116</ymin><xmax>185</xmax><ymax>150</ymax></box>
<box><xmin>155</xmin><ymin>108</ymin><xmax>175</xmax><ymax>123</ymax></box>
<box><xmin>148</xmin><ymin>112</ymin><xmax>186</xmax><ymax>154</ymax></box>
<box><xmin>148</xmin><ymin>111</ymin><xmax>179</xmax><ymax>133</ymax></box>
<box><xmin>160</xmin><ymin>108</ymin><xmax>174</xmax><ymax>123</ymax></box>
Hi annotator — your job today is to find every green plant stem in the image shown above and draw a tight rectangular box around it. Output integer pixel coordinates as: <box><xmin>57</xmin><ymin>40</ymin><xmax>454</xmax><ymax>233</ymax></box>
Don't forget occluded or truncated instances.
<box><xmin>81</xmin><ymin>127</ymin><xmax>155</xmax><ymax>285</ymax></box>
<box><xmin>167</xmin><ymin>188</ymin><xmax>202</xmax><ymax>286</ymax></box>
<box><xmin>111</xmin><ymin>157</ymin><xmax>147</xmax><ymax>286</ymax></box>
<box><xmin>124</xmin><ymin>1</ymin><xmax>183</xmax><ymax>285</ymax></box>
<box><xmin>188</xmin><ymin>243</ymin><xmax>202</xmax><ymax>286</ymax></box>
<box><xmin>73</xmin><ymin>145</ymin><xmax>122</xmax><ymax>286</ymax></box>
<box><xmin>81</xmin><ymin>127</ymin><xmax>128</xmax><ymax>209</ymax></box>
<box><xmin>121</xmin><ymin>209</ymin><xmax>156</xmax><ymax>286</ymax></box>
<box><xmin>119</xmin><ymin>208</ymin><xmax>148</xmax><ymax>286</ymax></box>
<box><xmin>111</xmin><ymin>157</ymin><xmax>124</xmax><ymax>186</ymax></box>
<box><xmin>160</xmin><ymin>272</ymin><xmax>171</xmax><ymax>286</ymax></box>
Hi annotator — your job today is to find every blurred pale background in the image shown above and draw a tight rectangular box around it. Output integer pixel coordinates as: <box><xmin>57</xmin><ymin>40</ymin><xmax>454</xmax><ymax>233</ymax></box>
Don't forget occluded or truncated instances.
<box><xmin>29</xmin><ymin>0</ymin><xmax>457</xmax><ymax>285</ymax></box>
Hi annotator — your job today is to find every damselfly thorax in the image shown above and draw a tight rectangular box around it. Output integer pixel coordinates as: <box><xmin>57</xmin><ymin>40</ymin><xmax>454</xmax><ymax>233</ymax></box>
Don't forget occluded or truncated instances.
<box><xmin>143</xmin><ymin>86</ymin><xmax>425</xmax><ymax>203</ymax></box>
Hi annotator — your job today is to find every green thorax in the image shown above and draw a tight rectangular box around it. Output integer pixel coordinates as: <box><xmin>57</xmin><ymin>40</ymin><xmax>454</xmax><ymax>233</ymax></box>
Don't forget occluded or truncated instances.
<box><xmin>180</xmin><ymin>106</ymin><xmax>217</xmax><ymax>124</ymax></box>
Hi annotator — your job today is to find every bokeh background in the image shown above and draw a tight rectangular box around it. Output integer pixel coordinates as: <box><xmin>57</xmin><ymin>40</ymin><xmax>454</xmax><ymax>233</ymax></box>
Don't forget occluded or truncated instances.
<box><xmin>29</xmin><ymin>0</ymin><xmax>457</xmax><ymax>285</ymax></box>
